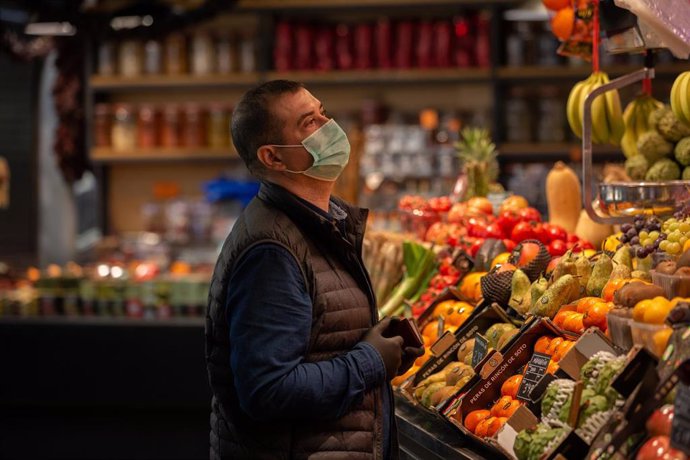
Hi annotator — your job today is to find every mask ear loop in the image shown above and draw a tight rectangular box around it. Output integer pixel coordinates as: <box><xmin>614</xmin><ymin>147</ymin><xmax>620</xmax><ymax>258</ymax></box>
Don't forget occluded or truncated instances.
<box><xmin>259</xmin><ymin>144</ymin><xmax>314</xmax><ymax>175</ymax></box>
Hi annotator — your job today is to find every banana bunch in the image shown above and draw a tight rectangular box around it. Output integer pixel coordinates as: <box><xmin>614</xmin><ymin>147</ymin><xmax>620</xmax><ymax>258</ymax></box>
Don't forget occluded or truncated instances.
<box><xmin>671</xmin><ymin>71</ymin><xmax>690</xmax><ymax>126</ymax></box>
<box><xmin>620</xmin><ymin>94</ymin><xmax>665</xmax><ymax>159</ymax></box>
<box><xmin>567</xmin><ymin>71</ymin><xmax>625</xmax><ymax>145</ymax></box>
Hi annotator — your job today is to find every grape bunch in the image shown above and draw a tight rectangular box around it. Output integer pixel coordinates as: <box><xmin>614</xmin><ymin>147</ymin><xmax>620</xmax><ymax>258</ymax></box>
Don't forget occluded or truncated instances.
<box><xmin>619</xmin><ymin>215</ymin><xmax>663</xmax><ymax>258</ymax></box>
<box><xmin>659</xmin><ymin>217</ymin><xmax>690</xmax><ymax>255</ymax></box>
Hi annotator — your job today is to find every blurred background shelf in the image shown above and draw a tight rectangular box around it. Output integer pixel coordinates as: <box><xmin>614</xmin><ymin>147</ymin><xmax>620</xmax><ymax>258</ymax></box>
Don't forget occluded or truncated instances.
<box><xmin>91</xmin><ymin>147</ymin><xmax>237</xmax><ymax>163</ymax></box>
<box><xmin>237</xmin><ymin>0</ymin><xmax>521</xmax><ymax>9</ymax></box>
<box><xmin>498</xmin><ymin>142</ymin><xmax>624</xmax><ymax>161</ymax></box>
<box><xmin>497</xmin><ymin>62</ymin><xmax>690</xmax><ymax>81</ymax></box>
<box><xmin>90</xmin><ymin>73</ymin><xmax>260</xmax><ymax>91</ymax></box>
<box><xmin>266</xmin><ymin>68</ymin><xmax>492</xmax><ymax>85</ymax></box>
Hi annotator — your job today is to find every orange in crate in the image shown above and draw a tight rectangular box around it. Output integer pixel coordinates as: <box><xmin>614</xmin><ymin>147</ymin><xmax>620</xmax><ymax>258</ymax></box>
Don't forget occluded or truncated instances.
<box><xmin>602</xmin><ymin>278</ymin><xmax>632</xmax><ymax>302</ymax></box>
<box><xmin>533</xmin><ymin>336</ymin><xmax>553</xmax><ymax>354</ymax></box>
<box><xmin>562</xmin><ymin>313</ymin><xmax>585</xmax><ymax>334</ymax></box>
<box><xmin>459</xmin><ymin>272</ymin><xmax>485</xmax><ymax>302</ymax></box>
<box><xmin>463</xmin><ymin>409</ymin><xmax>490</xmax><ymax>432</ymax></box>
<box><xmin>501</xmin><ymin>375</ymin><xmax>523</xmax><ymax>399</ymax></box>
<box><xmin>576</xmin><ymin>297</ymin><xmax>604</xmax><ymax>313</ymax></box>
<box><xmin>583</xmin><ymin>301</ymin><xmax>611</xmax><ymax>331</ymax></box>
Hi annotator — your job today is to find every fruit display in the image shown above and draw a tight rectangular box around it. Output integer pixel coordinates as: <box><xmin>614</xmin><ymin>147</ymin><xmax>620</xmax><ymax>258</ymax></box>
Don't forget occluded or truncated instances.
<box><xmin>671</xmin><ymin>71</ymin><xmax>690</xmax><ymax>126</ymax></box>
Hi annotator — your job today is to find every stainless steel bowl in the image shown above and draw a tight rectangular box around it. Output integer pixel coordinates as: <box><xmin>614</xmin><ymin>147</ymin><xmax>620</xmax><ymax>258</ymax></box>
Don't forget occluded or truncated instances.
<box><xmin>598</xmin><ymin>181</ymin><xmax>690</xmax><ymax>217</ymax></box>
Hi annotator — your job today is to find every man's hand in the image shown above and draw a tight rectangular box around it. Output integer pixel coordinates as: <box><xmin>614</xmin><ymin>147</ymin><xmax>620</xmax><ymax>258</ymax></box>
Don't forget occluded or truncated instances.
<box><xmin>362</xmin><ymin>317</ymin><xmax>404</xmax><ymax>380</ymax></box>
<box><xmin>398</xmin><ymin>345</ymin><xmax>425</xmax><ymax>376</ymax></box>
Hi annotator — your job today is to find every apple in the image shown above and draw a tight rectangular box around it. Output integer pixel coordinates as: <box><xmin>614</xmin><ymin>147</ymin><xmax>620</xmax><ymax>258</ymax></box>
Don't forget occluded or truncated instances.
<box><xmin>646</xmin><ymin>405</ymin><xmax>674</xmax><ymax>437</ymax></box>
<box><xmin>636</xmin><ymin>436</ymin><xmax>687</xmax><ymax>460</ymax></box>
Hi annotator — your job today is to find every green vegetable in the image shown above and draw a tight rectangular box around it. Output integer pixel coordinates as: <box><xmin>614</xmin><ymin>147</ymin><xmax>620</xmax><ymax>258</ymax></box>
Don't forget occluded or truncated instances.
<box><xmin>674</xmin><ymin>137</ymin><xmax>690</xmax><ymax>166</ymax></box>
<box><xmin>624</xmin><ymin>155</ymin><xmax>649</xmax><ymax>180</ymax></box>
<box><xmin>379</xmin><ymin>241</ymin><xmax>437</xmax><ymax>317</ymax></box>
<box><xmin>637</xmin><ymin>131</ymin><xmax>673</xmax><ymax>164</ymax></box>
<box><xmin>658</xmin><ymin>109</ymin><xmax>690</xmax><ymax>142</ymax></box>
<box><xmin>514</xmin><ymin>428</ymin><xmax>533</xmax><ymax>460</ymax></box>
<box><xmin>580</xmin><ymin>351</ymin><xmax>617</xmax><ymax>390</ymax></box>
<box><xmin>577</xmin><ymin>395</ymin><xmax>611</xmax><ymax>428</ymax></box>
<box><xmin>645</xmin><ymin>158</ymin><xmax>681</xmax><ymax>181</ymax></box>
<box><xmin>541</xmin><ymin>379</ymin><xmax>575</xmax><ymax>423</ymax></box>
<box><xmin>648</xmin><ymin>106</ymin><xmax>668</xmax><ymax>129</ymax></box>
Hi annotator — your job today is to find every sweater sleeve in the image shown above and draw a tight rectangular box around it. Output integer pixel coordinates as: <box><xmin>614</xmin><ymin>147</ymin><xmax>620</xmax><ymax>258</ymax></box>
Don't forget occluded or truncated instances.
<box><xmin>227</xmin><ymin>243</ymin><xmax>386</xmax><ymax>422</ymax></box>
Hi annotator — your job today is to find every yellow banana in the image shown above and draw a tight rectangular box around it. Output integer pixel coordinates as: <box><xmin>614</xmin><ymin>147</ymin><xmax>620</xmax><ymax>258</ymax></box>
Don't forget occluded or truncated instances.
<box><xmin>680</xmin><ymin>72</ymin><xmax>690</xmax><ymax>127</ymax></box>
<box><xmin>671</xmin><ymin>71</ymin><xmax>690</xmax><ymax>125</ymax></box>
<box><xmin>621</xmin><ymin>100</ymin><xmax>638</xmax><ymax>158</ymax></box>
<box><xmin>567</xmin><ymin>75</ymin><xmax>593</xmax><ymax>139</ymax></box>
<box><xmin>591</xmin><ymin>73</ymin><xmax>609</xmax><ymax>144</ymax></box>
<box><xmin>602</xmin><ymin>73</ymin><xmax>624</xmax><ymax>146</ymax></box>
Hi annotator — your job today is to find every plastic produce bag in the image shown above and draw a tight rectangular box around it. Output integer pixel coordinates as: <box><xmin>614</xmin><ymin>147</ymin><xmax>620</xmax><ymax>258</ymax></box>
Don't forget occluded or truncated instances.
<box><xmin>614</xmin><ymin>0</ymin><xmax>690</xmax><ymax>58</ymax></box>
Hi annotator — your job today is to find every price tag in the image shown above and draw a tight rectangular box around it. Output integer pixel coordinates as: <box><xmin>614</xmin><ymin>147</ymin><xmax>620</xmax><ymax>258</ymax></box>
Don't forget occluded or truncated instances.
<box><xmin>471</xmin><ymin>333</ymin><xmax>489</xmax><ymax>368</ymax></box>
<box><xmin>671</xmin><ymin>383</ymin><xmax>690</xmax><ymax>455</ymax></box>
<box><xmin>452</xmin><ymin>249</ymin><xmax>474</xmax><ymax>278</ymax></box>
<box><xmin>517</xmin><ymin>352</ymin><xmax>551</xmax><ymax>401</ymax></box>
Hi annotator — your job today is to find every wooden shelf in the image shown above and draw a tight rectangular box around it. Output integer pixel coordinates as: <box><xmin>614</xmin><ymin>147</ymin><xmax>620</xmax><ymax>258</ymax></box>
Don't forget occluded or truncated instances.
<box><xmin>266</xmin><ymin>68</ymin><xmax>491</xmax><ymax>85</ymax></box>
<box><xmin>91</xmin><ymin>147</ymin><xmax>237</xmax><ymax>163</ymax></box>
<box><xmin>497</xmin><ymin>63</ymin><xmax>690</xmax><ymax>81</ymax></box>
<box><xmin>498</xmin><ymin>142</ymin><xmax>624</xmax><ymax>161</ymax></box>
<box><xmin>238</xmin><ymin>0</ymin><xmax>519</xmax><ymax>9</ymax></box>
<box><xmin>90</xmin><ymin>73</ymin><xmax>260</xmax><ymax>91</ymax></box>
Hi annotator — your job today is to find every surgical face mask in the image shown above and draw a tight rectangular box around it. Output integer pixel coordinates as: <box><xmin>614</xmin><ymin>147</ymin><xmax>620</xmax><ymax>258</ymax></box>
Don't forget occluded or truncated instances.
<box><xmin>270</xmin><ymin>119</ymin><xmax>350</xmax><ymax>182</ymax></box>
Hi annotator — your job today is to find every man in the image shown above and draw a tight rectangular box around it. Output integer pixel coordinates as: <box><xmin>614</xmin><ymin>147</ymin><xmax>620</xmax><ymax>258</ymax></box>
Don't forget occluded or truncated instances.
<box><xmin>205</xmin><ymin>80</ymin><xmax>424</xmax><ymax>460</ymax></box>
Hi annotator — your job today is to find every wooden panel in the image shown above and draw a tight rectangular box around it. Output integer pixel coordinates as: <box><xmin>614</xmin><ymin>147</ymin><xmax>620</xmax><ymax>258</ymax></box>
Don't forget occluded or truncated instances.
<box><xmin>91</xmin><ymin>147</ymin><xmax>238</xmax><ymax>163</ymax></box>
<box><xmin>266</xmin><ymin>68</ymin><xmax>491</xmax><ymax>85</ymax></box>
<box><xmin>107</xmin><ymin>163</ymin><xmax>242</xmax><ymax>232</ymax></box>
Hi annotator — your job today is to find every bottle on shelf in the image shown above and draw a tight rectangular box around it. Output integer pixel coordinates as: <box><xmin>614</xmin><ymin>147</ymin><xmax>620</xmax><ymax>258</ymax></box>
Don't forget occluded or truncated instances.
<box><xmin>118</xmin><ymin>40</ymin><xmax>143</xmax><ymax>77</ymax></box>
<box><xmin>111</xmin><ymin>103</ymin><xmax>137</xmax><ymax>151</ymax></box>
<box><xmin>164</xmin><ymin>33</ymin><xmax>188</xmax><ymax>75</ymax></box>
<box><xmin>137</xmin><ymin>104</ymin><xmax>158</xmax><ymax>149</ymax></box>
<box><xmin>144</xmin><ymin>39</ymin><xmax>163</xmax><ymax>75</ymax></box>
<box><xmin>94</xmin><ymin>103</ymin><xmax>112</xmax><ymax>148</ymax></box>
<box><xmin>190</xmin><ymin>31</ymin><xmax>215</xmax><ymax>76</ymax></box>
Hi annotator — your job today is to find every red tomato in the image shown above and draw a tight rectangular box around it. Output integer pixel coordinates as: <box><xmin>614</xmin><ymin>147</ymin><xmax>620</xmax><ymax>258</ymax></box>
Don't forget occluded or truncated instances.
<box><xmin>580</xmin><ymin>240</ymin><xmax>594</xmax><ymax>250</ymax></box>
<box><xmin>496</xmin><ymin>210</ymin><xmax>520</xmax><ymax>236</ymax></box>
<box><xmin>469</xmin><ymin>238</ymin><xmax>485</xmax><ymax>257</ymax></box>
<box><xmin>511</xmin><ymin>222</ymin><xmax>536</xmax><ymax>243</ymax></box>
<box><xmin>532</xmin><ymin>223</ymin><xmax>550</xmax><ymax>245</ymax></box>
<box><xmin>467</xmin><ymin>217</ymin><xmax>490</xmax><ymax>238</ymax></box>
<box><xmin>518</xmin><ymin>207</ymin><xmax>542</xmax><ymax>223</ymax></box>
<box><xmin>502</xmin><ymin>239</ymin><xmax>517</xmax><ymax>253</ymax></box>
<box><xmin>543</xmin><ymin>224</ymin><xmax>567</xmax><ymax>243</ymax></box>
<box><xmin>548</xmin><ymin>239</ymin><xmax>568</xmax><ymax>257</ymax></box>
<box><xmin>485</xmin><ymin>223</ymin><xmax>506</xmax><ymax>239</ymax></box>
<box><xmin>567</xmin><ymin>233</ymin><xmax>580</xmax><ymax>244</ymax></box>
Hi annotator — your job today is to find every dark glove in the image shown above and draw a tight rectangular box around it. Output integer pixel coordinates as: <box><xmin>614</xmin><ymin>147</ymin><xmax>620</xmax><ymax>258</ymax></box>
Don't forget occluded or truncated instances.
<box><xmin>398</xmin><ymin>345</ymin><xmax>425</xmax><ymax>376</ymax></box>
<box><xmin>362</xmin><ymin>317</ymin><xmax>404</xmax><ymax>380</ymax></box>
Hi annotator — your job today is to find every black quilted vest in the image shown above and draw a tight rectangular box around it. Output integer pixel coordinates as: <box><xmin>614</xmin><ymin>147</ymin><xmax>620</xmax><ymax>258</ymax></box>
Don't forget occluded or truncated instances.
<box><xmin>205</xmin><ymin>182</ymin><xmax>397</xmax><ymax>459</ymax></box>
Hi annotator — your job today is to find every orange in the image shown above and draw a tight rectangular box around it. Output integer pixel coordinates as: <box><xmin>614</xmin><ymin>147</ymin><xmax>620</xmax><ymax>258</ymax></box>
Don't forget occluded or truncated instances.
<box><xmin>558</xmin><ymin>303</ymin><xmax>578</xmax><ymax>314</ymax></box>
<box><xmin>464</xmin><ymin>409</ymin><xmax>491</xmax><ymax>433</ymax></box>
<box><xmin>551</xmin><ymin>7</ymin><xmax>575</xmax><ymax>41</ymax></box>
<box><xmin>486</xmin><ymin>417</ymin><xmax>508</xmax><ymax>437</ymax></box>
<box><xmin>545</xmin><ymin>337</ymin><xmax>564</xmax><ymax>356</ymax></box>
<box><xmin>392</xmin><ymin>365</ymin><xmax>418</xmax><ymax>386</ymax></box>
<box><xmin>422</xmin><ymin>320</ymin><xmax>440</xmax><ymax>343</ymax></box>
<box><xmin>492</xmin><ymin>398</ymin><xmax>521</xmax><ymax>418</ymax></box>
<box><xmin>653</xmin><ymin>328</ymin><xmax>673</xmax><ymax>356</ymax></box>
<box><xmin>633</xmin><ymin>299</ymin><xmax>654</xmax><ymax>322</ymax></box>
<box><xmin>474</xmin><ymin>417</ymin><xmax>492</xmax><ymax>437</ymax></box>
<box><xmin>583</xmin><ymin>302</ymin><xmax>610</xmax><ymax>331</ymax></box>
<box><xmin>432</xmin><ymin>300</ymin><xmax>457</xmax><ymax>318</ymax></box>
<box><xmin>552</xmin><ymin>340</ymin><xmax>575</xmax><ymax>363</ymax></box>
<box><xmin>501</xmin><ymin>375</ymin><xmax>524</xmax><ymax>399</ymax></box>
<box><xmin>562</xmin><ymin>313</ymin><xmax>585</xmax><ymax>334</ymax></box>
<box><xmin>491</xmin><ymin>252</ymin><xmax>511</xmax><ymax>269</ymax></box>
<box><xmin>445</xmin><ymin>303</ymin><xmax>474</xmax><ymax>327</ymax></box>
<box><xmin>576</xmin><ymin>297</ymin><xmax>604</xmax><ymax>314</ymax></box>
<box><xmin>547</xmin><ymin>359</ymin><xmax>559</xmax><ymax>374</ymax></box>
<box><xmin>602</xmin><ymin>278</ymin><xmax>631</xmax><ymax>303</ymax></box>
<box><xmin>534</xmin><ymin>336</ymin><xmax>553</xmax><ymax>354</ymax></box>
<box><xmin>642</xmin><ymin>297</ymin><xmax>672</xmax><ymax>325</ymax></box>
<box><xmin>490</xmin><ymin>396</ymin><xmax>514</xmax><ymax>417</ymax></box>
<box><xmin>499</xmin><ymin>195</ymin><xmax>528</xmax><ymax>213</ymax></box>
<box><xmin>460</xmin><ymin>272</ymin><xmax>486</xmax><ymax>302</ymax></box>
<box><xmin>542</xmin><ymin>0</ymin><xmax>570</xmax><ymax>10</ymax></box>
<box><xmin>684</xmin><ymin>239</ymin><xmax>690</xmax><ymax>253</ymax></box>
<box><xmin>553</xmin><ymin>310</ymin><xmax>578</xmax><ymax>329</ymax></box>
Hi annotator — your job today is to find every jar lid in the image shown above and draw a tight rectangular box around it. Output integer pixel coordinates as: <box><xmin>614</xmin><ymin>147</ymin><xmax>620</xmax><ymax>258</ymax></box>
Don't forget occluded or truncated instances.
<box><xmin>94</xmin><ymin>103</ymin><xmax>111</xmax><ymax>115</ymax></box>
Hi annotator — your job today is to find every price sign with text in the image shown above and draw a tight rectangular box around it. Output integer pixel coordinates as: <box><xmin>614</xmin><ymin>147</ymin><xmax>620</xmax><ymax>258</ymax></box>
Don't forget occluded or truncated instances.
<box><xmin>517</xmin><ymin>352</ymin><xmax>551</xmax><ymax>401</ymax></box>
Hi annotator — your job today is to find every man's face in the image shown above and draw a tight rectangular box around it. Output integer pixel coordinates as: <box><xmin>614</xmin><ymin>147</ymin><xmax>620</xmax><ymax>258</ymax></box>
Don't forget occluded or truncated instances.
<box><xmin>270</xmin><ymin>88</ymin><xmax>330</xmax><ymax>172</ymax></box>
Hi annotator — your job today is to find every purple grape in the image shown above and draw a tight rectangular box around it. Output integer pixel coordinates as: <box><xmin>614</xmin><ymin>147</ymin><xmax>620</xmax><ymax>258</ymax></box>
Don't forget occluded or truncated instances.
<box><xmin>621</xmin><ymin>223</ymin><xmax>633</xmax><ymax>233</ymax></box>
<box><xmin>636</xmin><ymin>247</ymin><xmax>647</xmax><ymax>258</ymax></box>
<box><xmin>660</xmin><ymin>232</ymin><xmax>668</xmax><ymax>239</ymax></box>
<box><xmin>631</xmin><ymin>236</ymin><xmax>640</xmax><ymax>245</ymax></box>
<box><xmin>620</xmin><ymin>235</ymin><xmax>629</xmax><ymax>243</ymax></box>
<box><xmin>645</xmin><ymin>244</ymin><xmax>654</xmax><ymax>252</ymax></box>
<box><xmin>626</xmin><ymin>229</ymin><xmax>638</xmax><ymax>239</ymax></box>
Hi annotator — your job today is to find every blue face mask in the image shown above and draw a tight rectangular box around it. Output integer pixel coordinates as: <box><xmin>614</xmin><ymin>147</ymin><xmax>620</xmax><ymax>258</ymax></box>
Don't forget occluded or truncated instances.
<box><xmin>270</xmin><ymin>119</ymin><xmax>351</xmax><ymax>182</ymax></box>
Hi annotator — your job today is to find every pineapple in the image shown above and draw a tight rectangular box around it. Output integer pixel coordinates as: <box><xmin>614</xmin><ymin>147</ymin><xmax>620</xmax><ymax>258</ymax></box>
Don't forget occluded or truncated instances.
<box><xmin>454</xmin><ymin>128</ymin><xmax>498</xmax><ymax>199</ymax></box>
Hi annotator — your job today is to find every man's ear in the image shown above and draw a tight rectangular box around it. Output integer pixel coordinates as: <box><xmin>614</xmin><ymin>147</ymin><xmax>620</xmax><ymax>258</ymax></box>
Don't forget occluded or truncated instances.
<box><xmin>256</xmin><ymin>145</ymin><xmax>286</xmax><ymax>172</ymax></box>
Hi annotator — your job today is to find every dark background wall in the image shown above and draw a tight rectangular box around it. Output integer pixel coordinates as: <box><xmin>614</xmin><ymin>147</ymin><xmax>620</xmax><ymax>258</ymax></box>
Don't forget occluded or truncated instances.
<box><xmin>0</xmin><ymin>51</ymin><xmax>38</xmax><ymax>266</ymax></box>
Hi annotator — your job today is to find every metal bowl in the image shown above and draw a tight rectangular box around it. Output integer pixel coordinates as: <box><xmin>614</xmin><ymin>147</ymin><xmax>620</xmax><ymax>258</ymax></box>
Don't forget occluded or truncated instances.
<box><xmin>598</xmin><ymin>180</ymin><xmax>690</xmax><ymax>217</ymax></box>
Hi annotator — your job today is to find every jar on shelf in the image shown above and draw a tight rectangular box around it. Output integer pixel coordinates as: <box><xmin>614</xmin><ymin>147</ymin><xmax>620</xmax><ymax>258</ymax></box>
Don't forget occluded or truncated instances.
<box><xmin>505</xmin><ymin>87</ymin><xmax>533</xmax><ymax>143</ymax></box>
<box><xmin>93</xmin><ymin>103</ymin><xmax>112</xmax><ymax>148</ymax></box>
<box><xmin>190</xmin><ymin>31</ymin><xmax>215</xmax><ymax>75</ymax></box>
<box><xmin>137</xmin><ymin>104</ymin><xmax>158</xmax><ymax>148</ymax></box>
<box><xmin>239</xmin><ymin>34</ymin><xmax>256</xmax><ymax>73</ymax></box>
<box><xmin>143</xmin><ymin>39</ymin><xmax>162</xmax><ymax>75</ymax></box>
<box><xmin>537</xmin><ymin>86</ymin><xmax>566</xmax><ymax>143</ymax></box>
<box><xmin>207</xmin><ymin>104</ymin><xmax>230</xmax><ymax>149</ymax></box>
<box><xmin>97</xmin><ymin>41</ymin><xmax>116</xmax><ymax>75</ymax></box>
<box><xmin>161</xmin><ymin>104</ymin><xmax>181</xmax><ymax>148</ymax></box>
<box><xmin>181</xmin><ymin>103</ymin><xmax>205</xmax><ymax>147</ymax></box>
<box><xmin>111</xmin><ymin>104</ymin><xmax>137</xmax><ymax>151</ymax></box>
<box><xmin>118</xmin><ymin>40</ymin><xmax>143</xmax><ymax>77</ymax></box>
<box><xmin>216</xmin><ymin>33</ymin><xmax>237</xmax><ymax>74</ymax></box>
<box><xmin>164</xmin><ymin>33</ymin><xmax>187</xmax><ymax>75</ymax></box>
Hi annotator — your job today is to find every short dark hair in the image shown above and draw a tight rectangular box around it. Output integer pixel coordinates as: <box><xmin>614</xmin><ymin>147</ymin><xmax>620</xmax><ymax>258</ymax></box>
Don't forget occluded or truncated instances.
<box><xmin>231</xmin><ymin>80</ymin><xmax>305</xmax><ymax>177</ymax></box>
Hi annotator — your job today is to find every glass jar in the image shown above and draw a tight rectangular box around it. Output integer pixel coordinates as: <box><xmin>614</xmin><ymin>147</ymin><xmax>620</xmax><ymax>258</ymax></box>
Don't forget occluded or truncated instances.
<box><xmin>181</xmin><ymin>104</ymin><xmax>205</xmax><ymax>147</ymax></box>
<box><xmin>118</xmin><ymin>40</ymin><xmax>143</xmax><ymax>77</ymax></box>
<box><xmin>161</xmin><ymin>104</ymin><xmax>181</xmax><ymax>148</ymax></box>
<box><xmin>505</xmin><ymin>87</ymin><xmax>533</xmax><ymax>143</ymax></box>
<box><xmin>111</xmin><ymin>104</ymin><xmax>137</xmax><ymax>151</ymax></box>
<box><xmin>207</xmin><ymin>104</ymin><xmax>229</xmax><ymax>148</ymax></box>
<box><xmin>97</xmin><ymin>41</ymin><xmax>116</xmax><ymax>75</ymax></box>
<box><xmin>93</xmin><ymin>103</ymin><xmax>112</xmax><ymax>147</ymax></box>
<box><xmin>144</xmin><ymin>39</ymin><xmax>162</xmax><ymax>74</ymax></box>
<box><xmin>165</xmin><ymin>33</ymin><xmax>187</xmax><ymax>75</ymax></box>
<box><xmin>190</xmin><ymin>32</ymin><xmax>214</xmax><ymax>75</ymax></box>
<box><xmin>216</xmin><ymin>33</ymin><xmax>237</xmax><ymax>74</ymax></box>
<box><xmin>239</xmin><ymin>35</ymin><xmax>256</xmax><ymax>73</ymax></box>
<box><xmin>137</xmin><ymin>104</ymin><xmax>158</xmax><ymax>148</ymax></box>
